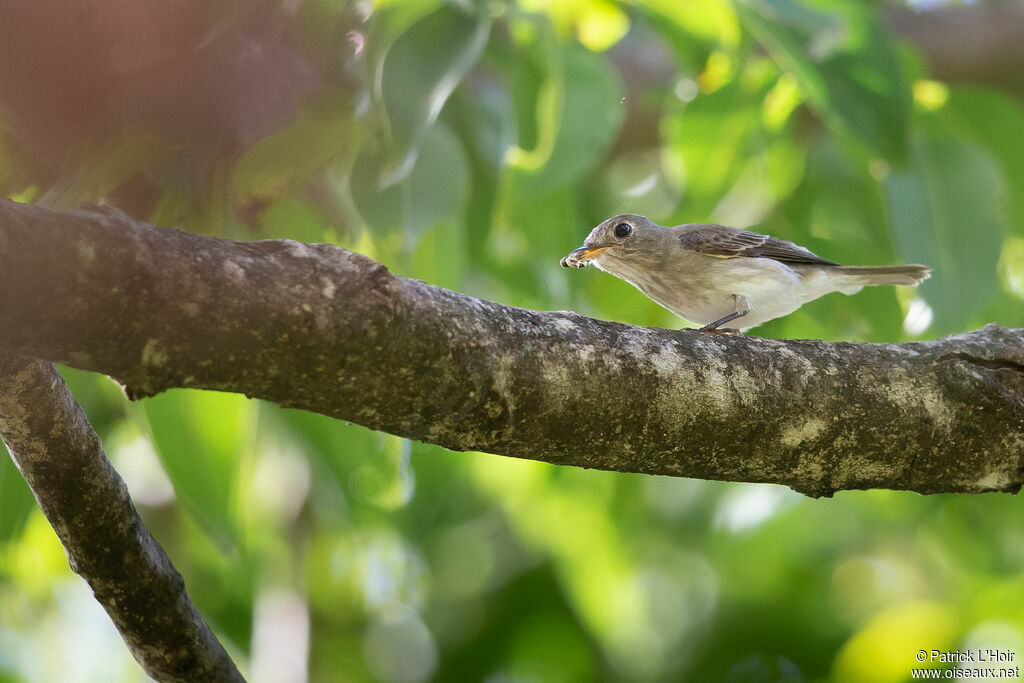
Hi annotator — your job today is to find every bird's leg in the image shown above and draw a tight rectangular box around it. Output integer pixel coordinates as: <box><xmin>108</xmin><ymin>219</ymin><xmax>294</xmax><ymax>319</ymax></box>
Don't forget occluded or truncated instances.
<box><xmin>699</xmin><ymin>295</ymin><xmax>750</xmax><ymax>334</ymax></box>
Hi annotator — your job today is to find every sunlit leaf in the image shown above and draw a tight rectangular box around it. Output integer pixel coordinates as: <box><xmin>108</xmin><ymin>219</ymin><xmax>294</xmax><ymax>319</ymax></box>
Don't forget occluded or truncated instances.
<box><xmin>519</xmin><ymin>0</ymin><xmax>629</xmax><ymax>51</ymax></box>
<box><xmin>833</xmin><ymin>601</ymin><xmax>956</xmax><ymax>683</ymax></box>
<box><xmin>485</xmin><ymin>39</ymin><xmax>622</xmax><ymax>301</ymax></box>
<box><xmin>710</xmin><ymin>137</ymin><xmax>805</xmax><ymax>227</ymax></box>
<box><xmin>574</xmin><ymin>0</ymin><xmax>629</xmax><ymax>51</ymax></box>
<box><xmin>506</xmin><ymin>42</ymin><xmax>623</xmax><ymax>193</ymax></box>
<box><xmin>255</xmin><ymin>195</ymin><xmax>335</xmax><ymax>243</ymax></box>
<box><xmin>734</xmin><ymin>0</ymin><xmax>830</xmax><ymax>106</ymax></box>
<box><xmin>662</xmin><ymin>72</ymin><xmax>777</xmax><ymax>218</ymax></box>
<box><xmin>735</xmin><ymin>0</ymin><xmax>910</xmax><ymax>160</ymax></box>
<box><xmin>639</xmin><ymin>0</ymin><xmax>741</xmax><ymax>48</ymax></box>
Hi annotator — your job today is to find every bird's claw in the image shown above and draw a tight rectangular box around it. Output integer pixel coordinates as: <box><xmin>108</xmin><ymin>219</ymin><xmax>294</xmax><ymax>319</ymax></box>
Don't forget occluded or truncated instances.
<box><xmin>697</xmin><ymin>326</ymin><xmax>743</xmax><ymax>335</ymax></box>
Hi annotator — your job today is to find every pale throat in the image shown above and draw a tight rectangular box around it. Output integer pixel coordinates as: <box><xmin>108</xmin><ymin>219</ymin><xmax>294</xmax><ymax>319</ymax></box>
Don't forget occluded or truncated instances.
<box><xmin>594</xmin><ymin>252</ymin><xmax>698</xmax><ymax>308</ymax></box>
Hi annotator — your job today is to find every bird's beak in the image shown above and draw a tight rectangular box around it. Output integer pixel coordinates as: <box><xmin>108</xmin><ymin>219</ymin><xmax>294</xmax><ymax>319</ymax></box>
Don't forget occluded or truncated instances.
<box><xmin>560</xmin><ymin>244</ymin><xmax>616</xmax><ymax>268</ymax></box>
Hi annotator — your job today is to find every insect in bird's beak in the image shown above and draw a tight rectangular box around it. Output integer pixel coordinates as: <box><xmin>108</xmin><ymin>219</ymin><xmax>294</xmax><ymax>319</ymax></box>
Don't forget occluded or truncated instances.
<box><xmin>560</xmin><ymin>244</ymin><xmax>617</xmax><ymax>268</ymax></box>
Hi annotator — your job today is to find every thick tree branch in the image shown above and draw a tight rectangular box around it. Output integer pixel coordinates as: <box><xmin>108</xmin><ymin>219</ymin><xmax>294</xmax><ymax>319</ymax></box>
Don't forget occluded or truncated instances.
<box><xmin>0</xmin><ymin>353</ymin><xmax>243</xmax><ymax>681</ymax></box>
<box><xmin>0</xmin><ymin>199</ymin><xmax>1022</xmax><ymax>497</ymax></box>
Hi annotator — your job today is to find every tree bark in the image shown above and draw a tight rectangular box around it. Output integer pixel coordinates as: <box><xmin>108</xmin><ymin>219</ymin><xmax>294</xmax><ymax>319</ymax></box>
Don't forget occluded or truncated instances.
<box><xmin>0</xmin><ymin>353</ymin><xmax>244</xmax><ymax>682</ymax></box>
<box><xmin>0</xmin><ymin>199</ymin><xmax>1022</xmax><ymax>498</ymax></box>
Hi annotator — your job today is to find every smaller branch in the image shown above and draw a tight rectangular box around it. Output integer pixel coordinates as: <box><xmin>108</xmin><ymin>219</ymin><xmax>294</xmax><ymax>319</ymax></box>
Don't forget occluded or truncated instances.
<box><xmin>0</xmin><ymin>354</ymin><xmax>243</xmax><ymax>682</ymax></box>
<box><xmin>888</xmin><ymin>5</ymin><xmax>1024</xmax><ymax>93</ymax></box>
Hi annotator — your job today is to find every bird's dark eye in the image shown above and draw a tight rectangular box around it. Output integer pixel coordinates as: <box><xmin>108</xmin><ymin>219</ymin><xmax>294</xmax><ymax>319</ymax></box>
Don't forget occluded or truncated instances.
<box><xmin>614</xmin><ymin>223</ymin><xmax>632</xmax><ymax>238</ymax></box>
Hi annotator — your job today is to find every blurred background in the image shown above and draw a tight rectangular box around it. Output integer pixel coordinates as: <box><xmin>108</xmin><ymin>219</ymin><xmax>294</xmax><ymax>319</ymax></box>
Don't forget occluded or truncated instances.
<box><xmin>1</xmin><ymin>0</ymin><xmax>1023</xmax><ymax>680</ymax></box>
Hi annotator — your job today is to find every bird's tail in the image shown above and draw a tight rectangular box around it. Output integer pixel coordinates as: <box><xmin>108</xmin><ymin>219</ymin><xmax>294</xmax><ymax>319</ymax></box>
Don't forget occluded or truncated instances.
<box><xmin>834</xmin><ymin>264</ymin><xmax>931</xmax><ymax>287</ymax></box>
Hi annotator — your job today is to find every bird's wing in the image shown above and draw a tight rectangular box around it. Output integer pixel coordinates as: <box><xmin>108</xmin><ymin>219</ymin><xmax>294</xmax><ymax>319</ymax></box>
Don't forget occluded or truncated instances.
<box><xmin>678</xmin><ymin>224</ymin><xmax>839</xmax><ymax>266</ymax></box>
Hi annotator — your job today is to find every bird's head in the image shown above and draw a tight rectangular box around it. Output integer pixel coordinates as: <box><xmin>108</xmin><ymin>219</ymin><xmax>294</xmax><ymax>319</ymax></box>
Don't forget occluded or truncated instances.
<box><xmin>560</xmin><ymin>214</ymin><xmax>665</xmax><ymax>269</ymax></box>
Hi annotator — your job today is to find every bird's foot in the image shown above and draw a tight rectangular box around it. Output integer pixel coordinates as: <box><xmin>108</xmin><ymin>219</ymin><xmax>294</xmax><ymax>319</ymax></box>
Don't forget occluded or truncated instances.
<box><xmin>697</xmin><ymin>325</ymin><xmax>743</xmax><ymax>335</ymax></box>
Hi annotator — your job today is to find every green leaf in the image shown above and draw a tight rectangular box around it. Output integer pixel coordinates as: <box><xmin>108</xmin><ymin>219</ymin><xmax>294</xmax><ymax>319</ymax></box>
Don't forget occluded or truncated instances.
<box><xmin>885</xmin><ymin>135</ymin><xmax>1006</xmax><ymax>333</ymax></box>
<box><xmin>663</xmin><ymin>72</ymin><xmax>790</xmax><ymax>219</ymax></box>
<box><xmin>378</xmin><ymin>3</ymin><xmax>491</xmax><ymax>186</ymax></box>
<box><xmin>735</xmin><ymin>0</ymin><xmax>910</xmax><ymax>160</ymax></box>
<box><xmin>273</xmin><ymin>407</ymin><xmax>413</xmax><ymax>512</ymax></box>
<box><xmin>411</xmin><ymin>217</ymin><xmax>467</xmax><ymax>290</ymax></box>
<box><xmin>143</xmin><ymin>390</ymin><xmax>256</xmax><ymax>550</ymax></box>
<box><xmin>256</xmin><ymin>195</ymin><xmax>335</xmax><ymax>243</ymax></box>
<box><xmin>350</xmin><ymin>122</ymin><xmax>469</xmax><ymax>238</ymax></box>
<box><xmin>937</xmin><ymin>87</ymin><xmax>1024</xmax><ymax>237</ymax></box>
<box><xmin>492</xmin><ymin>187</ymin><xmax>581</xmax><ymax>305</ymax></box>
<box><xmin>38</xmin><ymin>135</ymin><xmax>167</xmax><ymax>208</ymax></box>
<box><xmin>233</xmin><ymin>101</ymin><xmax>360</xmax><ymax>200</ymax></box>
<box><xmin>505</xmin><ymin>42</ymin><xmax>623</xmax><ymax>195</ymax></box>
<box><xmin>641</xmin><ymin>0</ymin><xmax>741</xmax><ymax>48</ymax></box>
<box><xmin>0</xmin><ymin>447</ymin><xmax>34</xmax><ymax>544</ymax></box>
<box><xmin>734</xmin><ymin>0</ymin><xmax>831</xmax><ymax>107</ymax></box>
<box><xmin>776</xmin><ymin>136</ymin><xmax>905</xmax><ymax>340</ymax></box>
<box><xmin>484</xmin><ymin>41</ymin><xmax>622</xmax><ymax>296</ymax></box>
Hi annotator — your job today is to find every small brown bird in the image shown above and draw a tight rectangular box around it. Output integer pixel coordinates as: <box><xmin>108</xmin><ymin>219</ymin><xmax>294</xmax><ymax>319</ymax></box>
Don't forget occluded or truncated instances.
<box><xmin>561</xmin><ymin>214</ymin><xmax>930</xmax><ymax>332</ymax></box>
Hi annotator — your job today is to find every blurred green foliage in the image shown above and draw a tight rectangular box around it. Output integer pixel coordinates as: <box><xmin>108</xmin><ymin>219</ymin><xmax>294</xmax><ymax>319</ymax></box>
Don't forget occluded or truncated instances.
<box><xmin>1</xmin><ymin>0</ymin><xmax>1023</xmax><ymax>681</ymax></box>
